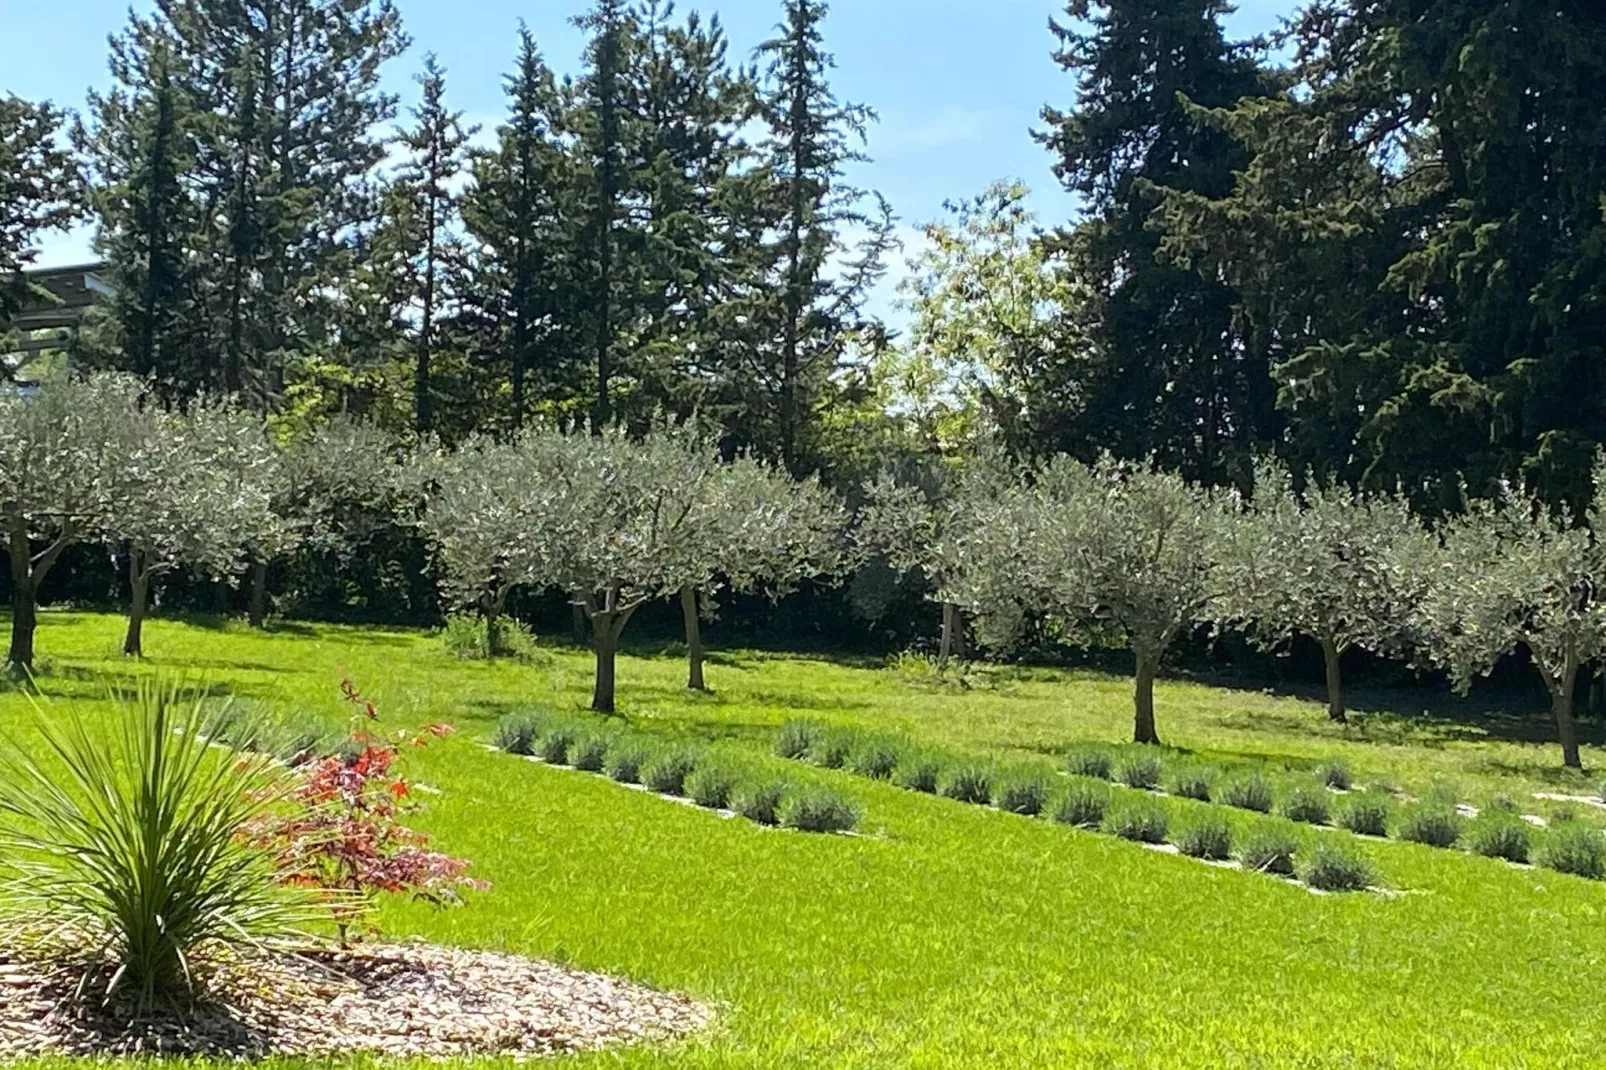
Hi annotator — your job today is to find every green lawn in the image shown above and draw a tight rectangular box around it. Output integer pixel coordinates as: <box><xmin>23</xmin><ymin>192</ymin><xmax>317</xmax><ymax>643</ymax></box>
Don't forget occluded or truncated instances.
<box><xmin>7</xmin><ymin>610</ymin><xmax>1606</xmax><ymax>1068</ymax></box>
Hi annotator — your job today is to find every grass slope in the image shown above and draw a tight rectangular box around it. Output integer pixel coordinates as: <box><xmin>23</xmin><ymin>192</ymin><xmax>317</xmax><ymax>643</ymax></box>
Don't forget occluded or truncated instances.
<box><xmin>4</xmin><ymin>610</ymin><xmax>1606</xmax><ymax>1068</ymax></box>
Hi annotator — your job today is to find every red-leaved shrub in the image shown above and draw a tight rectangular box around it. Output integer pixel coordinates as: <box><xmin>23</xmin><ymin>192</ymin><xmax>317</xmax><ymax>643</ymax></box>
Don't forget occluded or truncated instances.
<box><xmin>246</xmin><ymin>676</ymin><xmax>487</xmax><ymax>943</ymax></box>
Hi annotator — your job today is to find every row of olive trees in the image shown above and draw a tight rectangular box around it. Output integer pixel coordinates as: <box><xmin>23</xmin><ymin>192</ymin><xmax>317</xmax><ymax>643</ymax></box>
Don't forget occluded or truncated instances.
<box><xmin>869</xmin><ymin>453</ymin><xmax>1606</xmax><ymax>770</ymax></box>
<box><xmin>1</xmin><ymin>373</ymin><xmax>418</xmax><ymax>670</ymax></box>
<box><xmin>417</xmin><ymin>428</ymin><xmax>850</xmax><ymax>712</ymax></box>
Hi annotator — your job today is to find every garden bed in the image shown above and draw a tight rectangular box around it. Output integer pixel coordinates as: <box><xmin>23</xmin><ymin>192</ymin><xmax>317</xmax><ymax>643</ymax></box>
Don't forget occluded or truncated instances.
<box><xmin>0</xmin><ymin>941</ymin><xmax>712</xmax><ymax>1060</ymax></box>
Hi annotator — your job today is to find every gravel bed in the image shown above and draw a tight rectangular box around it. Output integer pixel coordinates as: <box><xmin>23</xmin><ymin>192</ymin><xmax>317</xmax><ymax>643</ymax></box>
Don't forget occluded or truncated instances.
<box><xmin>0</xmin><ymin>941</ymin><xmax>712</xmax><ymax>1060</ymax></box>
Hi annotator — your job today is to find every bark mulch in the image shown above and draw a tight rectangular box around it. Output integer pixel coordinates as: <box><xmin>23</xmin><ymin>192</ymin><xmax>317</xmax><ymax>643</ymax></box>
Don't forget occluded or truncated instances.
<box><xmin>0</xmin><ymin>940</ymin><xmax>713</xmax><ymax>1060</ymax></box>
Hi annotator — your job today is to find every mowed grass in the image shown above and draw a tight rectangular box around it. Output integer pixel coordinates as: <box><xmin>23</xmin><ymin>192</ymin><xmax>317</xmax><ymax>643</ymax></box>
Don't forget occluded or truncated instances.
<box><xmin>6</xmin><ymin>610</ymin><xmax>1606</xmax><ymax>1067</ymax></box>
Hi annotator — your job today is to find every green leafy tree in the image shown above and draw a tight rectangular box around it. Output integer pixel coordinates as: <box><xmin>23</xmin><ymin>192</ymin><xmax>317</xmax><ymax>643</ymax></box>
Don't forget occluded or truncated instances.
<box><xmin>1215</xmin><ymin>460</ymin><xmax>1426</xmax><ymax>722</ymax></box>
<box><xmin>0</xmin><ymin>95</ymin><xmax>85</xmax><ymax>349</ymax></box>
<box><xmin>890</xmin><ymin>179</ymin><xmax>1082</xmax><ymax>455</ymax></box>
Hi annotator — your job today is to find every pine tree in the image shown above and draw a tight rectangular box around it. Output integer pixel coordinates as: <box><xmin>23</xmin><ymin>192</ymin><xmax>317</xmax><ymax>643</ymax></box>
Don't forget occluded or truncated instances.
<box><xmin>94</xmin><ymin>0</ymin><xmax>406</xmax><ymax>404</ymax></box>
<box><xmin>570</xmin><ymin>0</ymin><xmax>641</xmax><ymax>432</ymax></box>
<box><xmin>391</xmin><ymin>55</ymin><xmax>475</xmax><ymax>437</ymax></box>
<box><xmin>0</xmin><ymin>95</ymin><xmax>85</xmax><ymax>343</ymax></box>
<box><xmin>1036</xmin><ymin>0</ymin><xmax>1274</xmax><ymax>483</ymax></box>
<box><xmin>462</xmin><ymin>24</ymin><xmax>575</xmax><ymax>432</ymax></box>
<box><xmin>82</xmin><ymin>47</ymin><xmax>205</xmax><ymax>385</ymax></box>
<box><xmin>750</xmin><ymin>0</ymin><xmax>894</xmax><ymax>473</ymax></box>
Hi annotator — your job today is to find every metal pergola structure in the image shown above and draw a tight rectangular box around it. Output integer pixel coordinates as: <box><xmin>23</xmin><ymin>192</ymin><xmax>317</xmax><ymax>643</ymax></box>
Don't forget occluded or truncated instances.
<box><xmin>2</xmin><ymin>262</ymin><xmax>115</xmax><ymax>382</ymax></box>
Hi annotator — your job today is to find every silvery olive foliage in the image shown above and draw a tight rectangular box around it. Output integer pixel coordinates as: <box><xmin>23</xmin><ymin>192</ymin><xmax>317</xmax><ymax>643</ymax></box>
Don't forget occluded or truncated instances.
<box><xmin>966</xmin><ymin>454</ymin><xmax>1233</xmax><ymax>745</ymax></box>
<box><xmin>1412</xmin><ymin>467</ymin><xmax>1606</xmax><ymax>769</ymax></box>
<box><xmin>106</xmin><ymin>397</ymin><xmax>277</xmax><ymax>654</ymax></box>
<box><xmin>1214</xmin><ymin>460</ymin><xmax>1426</xmax><ymax>722</ymax></box>
<box><xmin>857</xmin><ymin>454</ymin><xmax>1022</xmax><ymax>657</ymax></box>
<box><xmin>0</xmin><ymin>372</ymin><xmax>155</xmax><ymax>669</ymax></box>
<box><xmin>418</xmin><ymin>426</ymin><xmax>850</xmax><ymax>710</ymax></box>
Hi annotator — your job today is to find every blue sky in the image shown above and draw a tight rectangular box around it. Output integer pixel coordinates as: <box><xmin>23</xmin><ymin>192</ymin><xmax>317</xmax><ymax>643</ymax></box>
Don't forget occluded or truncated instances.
<box><xmin>4</xmin><ymin>0</ymin><xmax>1291</xmax><ymax>322</ymax></box>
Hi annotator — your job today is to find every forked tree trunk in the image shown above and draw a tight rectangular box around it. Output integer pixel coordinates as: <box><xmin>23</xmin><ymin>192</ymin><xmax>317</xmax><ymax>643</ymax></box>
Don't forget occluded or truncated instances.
<box><xmin>248</xmin><ymin>560</ymin><xmax>269</xmax><ymax>629</ymax></box>
<box><xmin>680</xmin><ymin>586</ymin><xmax>706</xmax><ymax>691</ymax></box>
<box><xmin>1320</xmin><ymin>635</ymin><xmax>1347</xmax><ymax>724</ymax></box>
<box><xmin>588</xmin><ymin>598</ymin><xmax>640</xmax><ymax>715</ymax></box>
<box><xmin>1133</xmin><ymin>650</ymin><xmax>1162</xmax><ymax>746</ymax></box>
<box><xmin>124</xmin><ymin>550</ymin><xmax>150</xmax><ymax>657</ymax></box>
<box><xmin>7</xmin><ymin>521</ymin><xmax>71</xmax><ymax>674</ymax></box>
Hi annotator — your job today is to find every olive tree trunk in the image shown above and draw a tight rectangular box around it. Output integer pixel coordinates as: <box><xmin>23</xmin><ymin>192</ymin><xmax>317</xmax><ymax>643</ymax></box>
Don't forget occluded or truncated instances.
<box><xmin>587</xmin><ymin>592</ymin><xmax>642</xmax><ymax>715</ymax></box>
<box><xmin>124</xmin><ymin>549</ymin><xmax>151</xmax><ymax>657</ymax></box>
<box><xmin>680</xmin><ymin>585</ymin><xmax>706</xmax><ymax>691</ymax></box>
<box><xmin>939</xmin><ymin>603</ymin><xmax>968</xmax><ymax>663</ymax></box>
<box><xmin>1550</xmin><ymin>649</ymin><xmax>1583</xmax><ymax>770</ymax></box>
<box><xmin>1133</xmin><ymin>648</ymin><xmax>1162</xmax><ymax>746</ymax></box>
<box><xmin>478</xmin><ymin>588</ymin><xmax>510</xmax><ymax>658</ymax></box>
<box><xmin>247</xmin><ymin>560</ymin><xmax>269</xmax><ymax>629</ymax></box>
<box><xmin>1319</xmin><ymin>634</ymin><xmax>1347</xmax><ymax>724</ymax></box>
<box><xmin>6</xmin><ymin>521</ymin><xmax>72</xmax><ymax>674</ymax></box>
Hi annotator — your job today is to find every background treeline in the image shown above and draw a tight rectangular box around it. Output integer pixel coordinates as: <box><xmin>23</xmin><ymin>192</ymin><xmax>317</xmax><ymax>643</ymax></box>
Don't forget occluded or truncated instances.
<box><xmin>3</xmin><ymin>0</ymin><xmax>1605</xmax><ymax>699</ymax></box>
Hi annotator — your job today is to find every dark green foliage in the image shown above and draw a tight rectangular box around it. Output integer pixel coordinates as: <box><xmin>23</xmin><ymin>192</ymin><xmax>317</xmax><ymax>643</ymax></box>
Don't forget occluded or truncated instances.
<box><xmin>893</xmin><ymin>752</ymin><xmax>944</xmax><ymax>794</ymax></box>
<box><xmin>732</xmin><ymin>780</ymin><xmax>790</xmax><ymax>826</ymax></box>
<box><xmin>847</xmin><ymin>738</ymin><xmax>903</xmax><ymax>780</ymax></box>
<box><xmin>1221</xmin><ymin>773</ymin><xmax>1274</xmax><ymax>814</ymax></box>
<box><xmin>807</xmin><ymin>730</ymin><xmax>857</xmax><ymax>770</ymax></box>
<box><xmin>1484</xmin><ymin>793</ymin><xmax>1522</xmax><ymax>816</ymax></box>
<box><xmin>570</xmin><ymin>732</ymin><xmax>612</xmax><ymax>773</ymax></box>
<box><xmin>1535</xmin><ymin>825</ymin><xmax>1606</xmax><ymax>880</ymax></box>
<box><xmin>996</xmin><ymin>777</ymin><xmax>1048</xmax><ymax>816</ymax></box>
<box><xmin>938</xmin><ymin>764</ymin><xmax>994</xmax><ymax>805</ymax></box>
<box><xmin>1238</xmin><ymin>826</ymin><xmax>1298</xmax><ymax>875</ymax></box>
<box><xmin>1465</xmin><ymin>816</ymin><xmax>1531</xmax><ymax>864</ymax></box>
<box><xmin>1336</xmin><ymin>795</ymin><xmax>1391</xmax><ymax>838</ymax></box>
<box><xmin>774</xmin><ymin>719</ymin><xmax>823</xmax><ymax>761</ymax></box>
<box><xmin>537</xmin><ymin>722</ymin><xmax>580</xmax><ymax>765</ymax></box>
<box><xmin>1103</xmin><ymin>800</ymin><xmax>1168</xmax><ymax>844</ymax></box>
<box><xmin>1547</xmin><ymin>803</ymin><xmax>1580</xmax><ymax>826</ymax></box>
<box><xmin>604</xmin><ymin>740</ymin><xmax>653</xmax><ymax>784</ymax></box>
<box><xmin>1300</xmin><ymin>839</ymin><xmax>1375</xmax><ymax>892</ymax></box>
<box><xmin>1065</xmin><ymin>749</ymin><xmax>1113</xmax><ymax>781</ymax></box>
<box><xmin>1115</xmin><ymin>754</ymin><xmax>1163</xmax><ymax>791</ymax></box>
<box><xmin>1281</xmin><ymin>784</ymin><xmax>1332</xmax><ymax>826</ymax></box>
<box><xmin>1396</xmin><ymin>804</ymin><xmax>1464</xmax><ymax>849</ymax></box>
<box><xmin>1316</xmin><ymin>762</ymin><xmax>1353</xmax><ymax>792</ymax></box>
<box><xmin>493</xmin><ymin>712</ymin><xmax>546</xmax><ymax>756</ymax></box>
<box><xmin>778</xmin><ymin>788</ymin><xmax>862</xmax><ymax>834</ymax></box>
<box><xmin>642</xmin><ymin>748</ymin><xmax>702</xmax><ymax>797</ymax></box>
<box><xmin>685</xmin><ymin>763</ymin><xmax>740</xmax><ymax>811</ymax></box>
<box><xmin>1167</xmin><ymin>766</ymin><xmax>1213</xmax><ymax>802</ymax></box>
<box><xmin>1052</xmin><ymin>778</ymin><xmax>1111</xmax><ymax>828</ymax></box>
<box><xmin>1176</xmin><ymin>813</ymin><xmax>1233</xmax><ymax>860</ymax></box>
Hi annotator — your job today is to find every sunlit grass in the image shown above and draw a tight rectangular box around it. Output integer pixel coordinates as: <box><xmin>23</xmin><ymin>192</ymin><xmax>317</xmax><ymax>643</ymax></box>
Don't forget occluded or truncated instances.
<box><xmin>6</xmin><ymin>609</ymin><xmax>1606</xmax><ymax>1067</ymax></box>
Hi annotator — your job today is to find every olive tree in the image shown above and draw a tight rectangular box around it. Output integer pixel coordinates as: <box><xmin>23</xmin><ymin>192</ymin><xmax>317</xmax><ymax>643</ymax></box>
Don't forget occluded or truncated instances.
<box><xmin>247</xmin><ymin>417</ymin><xmax>414</xmax><ymax>628</ymax></box>
<box><xmin>0</xmin><ymin>373</ymin><xmax>150</xmax><ymax>672</ymax></box>
<box><xmin>673</xmin><ymin>457</ymin><xmax>850</xmax><ymax>691</ymax></box>
<box><xmin>974</xmin><ymin>455</ymin><xmax>1230</xmax><ymax>745</ymax></box>
<box><xmin>106</xmin><ymin>400</ymin><xmax>276</xmax><ymax>656</ymax></box>
<box><xmin>417</xmin><ymin>432</ymin><xmax>571</xmax><ymax>655</ymax></box>
<box><xmin>1215</xmin><ymin>461</ymin><xmax>1425</xmax><ymax>723</ymax></box>
<box><xmin>1414</xmin><ymin>471</ymin><xmax>1606</xmax><ymax>769</ymax></box>
<box><xmin>857</xmin><ymin>456</ymin><xmax>1018</xmax><ymax>662</ymax></box>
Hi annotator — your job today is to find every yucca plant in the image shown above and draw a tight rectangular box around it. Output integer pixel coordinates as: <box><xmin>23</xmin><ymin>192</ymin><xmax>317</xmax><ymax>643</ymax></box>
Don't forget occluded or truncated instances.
<box><xmin>0</xmin><ymin>679</ymin><xmax>315</xmax><ymax>1010</ymax></box>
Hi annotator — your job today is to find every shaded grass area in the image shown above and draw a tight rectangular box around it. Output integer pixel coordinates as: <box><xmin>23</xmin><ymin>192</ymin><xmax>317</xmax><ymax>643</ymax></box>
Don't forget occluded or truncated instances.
<box><xmin>5</xmin><ymin>611</ymin><xmax>1606</xmax><ymax>1066</ymax></box>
